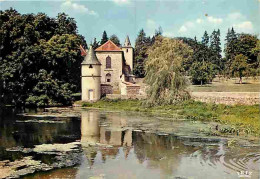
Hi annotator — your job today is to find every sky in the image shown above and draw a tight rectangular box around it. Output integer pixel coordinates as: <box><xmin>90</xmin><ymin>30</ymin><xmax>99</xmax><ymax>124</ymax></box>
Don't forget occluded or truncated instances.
<box><xmin>0</xmin><ymin>0</ymin><xmax>260</xmax><ymax>50</ymax></box>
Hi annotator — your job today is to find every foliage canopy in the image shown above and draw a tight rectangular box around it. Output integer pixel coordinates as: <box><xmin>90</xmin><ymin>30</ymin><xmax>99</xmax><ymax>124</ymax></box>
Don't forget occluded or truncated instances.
<box><xmin>0</xmin><ymin>8</ymin><xmax>87</xmax><ymax>106</ymax></box>
<box><xmin>109</xmin><ymin>34</ymin><xmax>121</xmax><ymax>46</ymax></box>
<box><xmin>230</xmin><ymin>54</ymin><xmax>249</xmax><ymax>84</ymax></box>
<box><xmin>144</xmin><ymin>36</ymin><xmax>193</xmax><ymax>105</ymax></box>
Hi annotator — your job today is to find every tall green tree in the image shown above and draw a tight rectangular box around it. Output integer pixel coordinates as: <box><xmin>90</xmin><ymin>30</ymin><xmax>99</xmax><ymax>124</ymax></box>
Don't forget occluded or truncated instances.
<box><xmin>55</xmin><ymin>13</ymin><xmax>77</xmax><ymax>35</ymax></box>
<box><xmin>109</xmin><ymin>34</ymin><xmax>121</xmax><ymax>46</ymax></box>
<box><xmin>155</xmin><ymin>26</ymin><xmax>163</xmax><ymax>37</ymax></box>
<box><xmin>251</xmin><ymin>40</ymin><xmax>260</xmax><ymax>75</ymax></box>
<box><xmin>134</xmin><ymin>29</ymin><xmax>152</xmax><ymax>78</ymax></box>
<box><xmin>100</xmin><ymin>30</ymin><xmax>108</xmax><ymax>45</ymax></box>
<box><xmin>210</xmin><ymin>29</ymin><xmax>223</xmax><ymax>74</ymax></box>
<box><xmin>201</xmin><ymin>31</ymin><xmax>209</xmax><ymax>46</ymax></box>
<box><xmin>237</xmin><ymin>34</ymin><xmax>258</xmax><ymax>74</ymax></box>
<box><xmin>41</xmin><ymin>34</ymin><xmax>84</xmax><ymax>90</ymax></box>
<box><xmin>190</xmin><ymin>61</ymin><xmax>215</xmax><ymax>85</ymax></box>
<box><xmin>176</xmin><ymin>37</ymin><xmax>215</xmax><ymax>84</ymax></box>
<box><xmin>0</xmin><ymin>8</ymin><xmax>86</xmax><ymax>106</ymax></box>
<box><xmin>92</xmin><ymin>38</ymin><xmax>100</xmax><ymax>49</ymax></box>
<box><xmin>175</xmin><ymin>37</ymin><xmax>199</xmax><ymax>72</ymax></box>
<box><xmin>230</xmin><ymin>54</ymin><xmax>249</xmax><ymax>84</ymax></box>
<box><xmin>225</xmin><ymin>28</ymin><xmax>259</xmax><ymax>77</ymax></box>
<box><xmin>25</xmin><ymin>69</ymin><xmax>74</xmax><ymax>106</ymax></box>
<box><xmin>144</xmin><ymin>36</ymin><xmax>193</xmax><ymax>105</ymax></box>
<box><xmin>224</xmin><ymin>27</ymin><xmax>239</xmax><ymax>76</ymax></box>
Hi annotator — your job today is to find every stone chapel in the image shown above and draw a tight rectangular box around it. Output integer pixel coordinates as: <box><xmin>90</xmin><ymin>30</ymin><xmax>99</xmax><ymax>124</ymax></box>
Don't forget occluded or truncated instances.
<box><xmin>81</xmin><ymin>36</ymin><xmax>140</xmax><ymax>102</ymax></box>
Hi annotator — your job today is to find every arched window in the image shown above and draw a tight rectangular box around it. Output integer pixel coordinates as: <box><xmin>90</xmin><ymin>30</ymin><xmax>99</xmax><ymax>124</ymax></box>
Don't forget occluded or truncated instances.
<box><xmin>126</xmin><ymin>49</ymin><xmax>128</xmax><ymax>53</ymax></box>
<box><xmin>106</xmin><ymin>73</ymin><xmax>111</xmax><ymax>83</ymax></box>
<box><xmin>106</xmin><ymin>56</ymin><xmax>111</xmax><ymax>68</ymax></box>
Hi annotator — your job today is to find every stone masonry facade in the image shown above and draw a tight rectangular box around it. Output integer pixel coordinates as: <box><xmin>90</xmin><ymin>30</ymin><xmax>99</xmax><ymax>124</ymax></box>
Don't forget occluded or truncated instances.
<box><xmin>101</xmin><ymin>84</ymin><xmax>113</xmax><ymax>96</ymax></box>
<box><xmin>96</xmin><ymin>51</ymin><xmax>123</xmax><ymax>89</ymax></box>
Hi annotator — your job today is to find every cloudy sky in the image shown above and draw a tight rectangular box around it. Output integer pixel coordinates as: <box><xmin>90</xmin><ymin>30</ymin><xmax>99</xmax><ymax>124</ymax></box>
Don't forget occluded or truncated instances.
<box><xmin>1</xmin><ymin>0</ymin><xmax>259</xmax><ymax>49</ymax></box>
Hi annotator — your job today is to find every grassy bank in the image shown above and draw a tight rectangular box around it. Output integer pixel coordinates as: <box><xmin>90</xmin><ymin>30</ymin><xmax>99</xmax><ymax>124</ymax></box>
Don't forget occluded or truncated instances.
<box><xmin>189</xmin><ymin>77</ymin><xmax>260</xmax><ymax>92</ymax></box>
<box><xmin>77</xmin><ymin>99</ymin><xmax>260</xmax><ymax>136</ymax></box>
<box><xmin>136</xmin><ymin>77</ymin><xmax>260</xmax><ymax>93</ymax></box>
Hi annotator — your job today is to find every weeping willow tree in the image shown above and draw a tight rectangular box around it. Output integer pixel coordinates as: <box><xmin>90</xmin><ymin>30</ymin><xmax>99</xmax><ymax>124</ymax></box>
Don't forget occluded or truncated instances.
<box><xmin>144</xmin><ymin>36</ymin><xmax>193</xmax><ymax>106</ymax></box>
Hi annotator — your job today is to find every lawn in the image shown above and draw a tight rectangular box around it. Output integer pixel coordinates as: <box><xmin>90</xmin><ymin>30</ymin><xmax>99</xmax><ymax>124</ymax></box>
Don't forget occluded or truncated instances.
<box><xmin>188</xmin><ymin>77</ymin><xmax>260</xmax><ymax>92</ymax></box>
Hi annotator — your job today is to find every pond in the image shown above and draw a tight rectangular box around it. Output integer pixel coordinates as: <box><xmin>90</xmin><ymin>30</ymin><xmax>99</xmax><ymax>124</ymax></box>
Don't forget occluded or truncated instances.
<box><xmin>0</xmin><ymin>107</ymin><xmax>259</xmax><ymax>179</ymax></box>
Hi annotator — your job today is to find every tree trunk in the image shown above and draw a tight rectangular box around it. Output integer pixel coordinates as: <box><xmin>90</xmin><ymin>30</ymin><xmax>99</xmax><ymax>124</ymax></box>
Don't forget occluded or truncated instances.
<box><xmin>200</xmin><ymin>80</ymin><xmax>202</xmax><ymax>86</ymax></box>
<box><xmin>239</xmin><ymin>77</ymin><xmax>242</xmax><ymax>84</ymax></box>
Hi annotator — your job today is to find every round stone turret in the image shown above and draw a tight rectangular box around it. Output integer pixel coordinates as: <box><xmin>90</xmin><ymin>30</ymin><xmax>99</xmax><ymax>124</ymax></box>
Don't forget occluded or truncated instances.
<box><xmin>81</xmin><ymin>45</ymin><xmax>101</xmax><ymax>101</ymax></box>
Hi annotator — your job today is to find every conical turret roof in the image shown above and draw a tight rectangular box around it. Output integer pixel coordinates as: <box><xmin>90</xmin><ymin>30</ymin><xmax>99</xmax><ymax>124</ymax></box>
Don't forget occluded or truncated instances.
<box><xmin>123</xmin><ymin>35</ymin><xmax>131</xmax><ymax>47</ymax></box>
<box><xmin>81</xmin><ymin>45</ymin><xmax>101</xmax><ymax>65</ymax></box>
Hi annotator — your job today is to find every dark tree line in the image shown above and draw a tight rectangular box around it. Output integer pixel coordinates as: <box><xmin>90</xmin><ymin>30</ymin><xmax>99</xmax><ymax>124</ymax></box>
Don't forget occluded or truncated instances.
<box><xmin>0</xmin><ymin>8</ymin><xmax>87</xmax><ymax>106</ymax></box>
<box><xmin>133</xmin><ymin>27</ymin><xmax>162</xmax><ymax>77</ymax></box>
<box><xmin>133</xmin><ymin>28</ymin><xmax>222</xmax><ymax>84</ymax></box>
<box><xmin>134</xmin><ymin>27</ymin><xmax>259</xmax><ymax>84</ymax></box>
<box><xmin>176</xmin><ymin>29</ymin><xmax>223</xmax><ymax>85</ymax></box>
<box><xmin>92</xmin><ymin>30</ymin><xmax>121</xmax><ymax>49</ymax></box>
<box><xmin>224</xmin><ymin>28</ymin><xmax>259</xmax><ymax>83</ymax></box>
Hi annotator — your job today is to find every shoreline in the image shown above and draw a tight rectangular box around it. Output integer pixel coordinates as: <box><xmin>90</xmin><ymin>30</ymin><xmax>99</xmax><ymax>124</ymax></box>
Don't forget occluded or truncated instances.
<box><xmin>73</xmin><ymin>99</ymin><xmax>260</xmax><ymax>138</ymax></box>
<box><xmin>1</xmin><ymin>103</ymin><xmax>259</xmax><ymax>178</ymax></box>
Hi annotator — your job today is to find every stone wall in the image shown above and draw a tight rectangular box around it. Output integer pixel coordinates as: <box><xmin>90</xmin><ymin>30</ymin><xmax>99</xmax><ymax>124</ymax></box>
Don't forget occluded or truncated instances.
<box><xmin>101</xmin><ymin>84</ymin><xmax>113</xmax><ymax>96</ymax></box>
<box><xmin>106</xmin><ymin>94</ymin><xmax>147</xmax><ymax>100</ymax></box>
<box><xmin>95</xmin><ymin>51</ymin><xmax>123</xmax><ymax>88</ymax></box>
<box><xmin>103</xmin><ymin>76</ymin><xmax>259</xmax><ymax>105</ymax></box>
<box><xmin>126</xmin><ymin>85</ymin><xmax>141</xmax><ymax>95</ymax></box>
<box><xmin>134</xmin><ymin>78</ymin><xmax>148</xmax><ymax>95</ymax></box>
<box><xmin>191</xmin><ymin>92</ymin><xmax>259</xmax><ymax>105</ymax></box>
<box><xmin>120</xmin><ymin>81</ymin><xmax>141</xmax><ymax>96</ymax></box>
<box><xmin>106</xmin><ymin>92</ymin><xmax>259</xmax><ymax>105</ymax></box>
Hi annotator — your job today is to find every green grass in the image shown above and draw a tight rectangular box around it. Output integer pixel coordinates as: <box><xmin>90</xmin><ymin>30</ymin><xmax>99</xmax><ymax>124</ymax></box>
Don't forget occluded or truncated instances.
<box><xmin>78</xmin><ymin>99</ymin><xmax>260</xmax><ymax>136</ymax></box>
<box><xmin>188</xmin><ymin>77</ymin><xmax>260</xmax><ymax>92</ymax></box>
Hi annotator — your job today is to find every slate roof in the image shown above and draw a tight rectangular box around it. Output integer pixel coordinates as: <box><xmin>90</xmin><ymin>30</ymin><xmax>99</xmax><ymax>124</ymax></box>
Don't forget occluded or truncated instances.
<box><xmin>81</xmin><ymin>45</ymin><xmax>101</xmax><ymax>65</ymax></box>
<box><xmin>123</xmin><ymin>35</ymin><xmax>131</xmax><ymax>47</ymax></box>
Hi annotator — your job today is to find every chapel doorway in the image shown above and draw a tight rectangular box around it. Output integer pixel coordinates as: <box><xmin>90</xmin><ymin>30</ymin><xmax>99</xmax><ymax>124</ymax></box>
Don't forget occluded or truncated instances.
<box><xmin>88</xmin><ymin>89</ymin><xmax>94</xmax><ymax>100</ymax></box>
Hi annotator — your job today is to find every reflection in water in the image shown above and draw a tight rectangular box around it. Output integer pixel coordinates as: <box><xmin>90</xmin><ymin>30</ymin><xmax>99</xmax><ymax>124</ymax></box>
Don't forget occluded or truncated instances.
<box><xmin>24</xmin><ymin>167</ymin><xmax>78</xmax><ymax>179</ymax></box>
<box><xmin>78</xmin><ymin>110</ymin><xmax>259</xmax><ymax>179</ymax></box>
<box><xmin>1</xmin><ymin>108</ymin><xmax>259</xmax><ymax>179</ymax></box>
<box><xmin>81</xmin><ymin>111</ymin><xmax>100</xmax><ymax>144</ymax></box>
<box><xmin>81</xmin><ymin>111</ymin><xmax>131</xmax><ymax>147</ymax></box>
<box><xmin>81</xmin><ymin>111</ymin><xmax>132</xmax><ymax>164</ymax></box>
<box><xmin>0</xmin><ymin>108</ymin><xmax>81</xmax><ymax>161</ymax></box>
<box><xmin>133</xmin><ymin>132</ymin><xmax>194</xmax><ymax>175</ymax></box>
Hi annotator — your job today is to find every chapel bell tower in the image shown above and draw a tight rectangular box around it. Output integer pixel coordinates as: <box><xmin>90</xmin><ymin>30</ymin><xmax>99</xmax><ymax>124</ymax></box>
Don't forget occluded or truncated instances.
<box><xmin>81</xmin><ymin>45</ymin><xmax>101</xmax><ymax>102</ymax></box>
<box><xmin>121</xmin><ymin>35</ymin><xmax>134</xmax><ymax>72</ymax></box>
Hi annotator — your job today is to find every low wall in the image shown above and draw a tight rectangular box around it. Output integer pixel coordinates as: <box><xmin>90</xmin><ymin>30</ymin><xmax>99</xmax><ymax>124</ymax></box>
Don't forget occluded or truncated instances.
<box><xmin>126</xmin><ymin>85</ymin><xmax>141</xmax><ymax>95</ymax></box>
<box><xmin>191</xmin><ymin>92</ymin><xmax>259</xmax><ymax>105</ymax></box>
<box><xmin>120</xmin><ymin>81</ymin><xmax>141</xmax><ymax>96</ymax></box>
<box><xmin>106</xmin><ymin>94</ymin><xmax>147</xmax><ymax>100</ymax></box>
<box><xmin>104</xmin><ymin>86</ymin><xmax>259</xmax><ymax>105</ymax></box>
<box><xmin>101</xmin><ymin>84</ymin><xmax>113</xmax><ymax>96</ymax></box>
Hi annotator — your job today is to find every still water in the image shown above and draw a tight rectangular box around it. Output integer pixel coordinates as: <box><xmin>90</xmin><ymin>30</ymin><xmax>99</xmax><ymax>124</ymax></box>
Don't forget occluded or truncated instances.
<box><xmin>0</xmin><ymin>108</ymin><xmax>259</xmax><ymax>179</ymax></box>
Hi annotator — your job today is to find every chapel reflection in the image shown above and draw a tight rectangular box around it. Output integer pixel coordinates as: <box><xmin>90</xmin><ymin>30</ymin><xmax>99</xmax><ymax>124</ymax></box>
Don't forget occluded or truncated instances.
<box><xmin>81</xmin><ymin>111</ymin><xmax>100</xmax><ymax>144</ymax></box>
<box><xmin>80</xmin><ymin>111</ymin><xmax>132</xmax><ymax>165</ymax></box>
